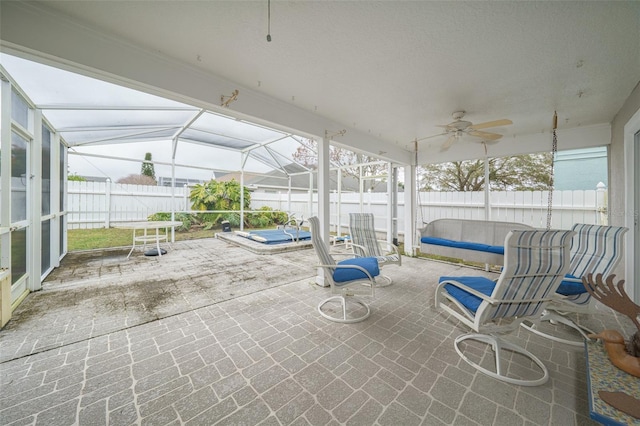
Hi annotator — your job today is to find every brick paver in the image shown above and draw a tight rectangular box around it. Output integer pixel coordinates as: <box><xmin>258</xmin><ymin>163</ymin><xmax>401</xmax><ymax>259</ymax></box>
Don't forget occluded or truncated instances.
<box><xmin>0</xmin><ymin>237</ymin><xmax>627</xmax><ymax>425</ymax></box>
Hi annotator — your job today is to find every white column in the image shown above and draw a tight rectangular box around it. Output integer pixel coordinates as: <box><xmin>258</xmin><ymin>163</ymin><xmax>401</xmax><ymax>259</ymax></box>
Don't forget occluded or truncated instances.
<box><xmin>337</xmin><ymin>170</ymin><xmax>342</xmax><ymax>236</ymax></box>
<box><xmin>288</xmin><ymin>176</ymin><xmax>292</xmax><ymax>214</ymax></box>
<box><xmin>387</xmin><ymin>163</ymin><xmax>398</xmax><ymax>245</ymax></box>
<box><xmin>359</xmin><ymin>165</ymin><xmax>364</xmax><ymax>212</ymax></box>
<box><xmin>171</xmin><ymin>138</ymin><xmax>178</xmax><ymax>241</ymax></box>
<box><xmin>308</xmin><ymin>172</ymin><xmax>313</xmax><ymax>217</ymax></box>
<box><xmin>316</xmin><ymin>135</ymin><xmax>331</xmax><ymax>286</ymax></box>
<box><xmin>404</xmin><ymin>164</ymin><xmax>416</xmax><ymax>256</ymax></box>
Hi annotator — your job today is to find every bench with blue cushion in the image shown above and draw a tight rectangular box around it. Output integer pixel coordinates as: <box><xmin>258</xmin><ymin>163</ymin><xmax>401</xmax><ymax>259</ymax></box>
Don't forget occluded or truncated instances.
<box><xmin>420</xmin><ymin>219</ymin><xmax>534</xmax><ymax>265</ymax></box>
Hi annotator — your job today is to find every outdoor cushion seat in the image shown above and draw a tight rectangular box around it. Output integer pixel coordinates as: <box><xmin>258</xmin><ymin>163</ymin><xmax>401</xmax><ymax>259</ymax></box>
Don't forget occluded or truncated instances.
<box><xmin>421</xmin><ymin>237</ymin><xmax>505</xmax><ymax>255</ymax></box>
<box><xmin>349</xmin><ymin>213</ymin><xmax>401</xmax><ymax>286</ymax></box>
<box><xmin>436</xmin><ymin>229</ymin><xmax>575</xmax><ymax>386</ymax></box>
<box><xmin>334</xmin><ymin>258</ymin><xmax>380</xmax><ymax>283</ymax></box>
<box><xmin>439</xmin><ymin>276</ymin><xmax>496</xmax><ymax>313</ymax></box>
<box><xmin>556</xmin><ymin>274</ymin><xmax>586</xmax><ymax>295</ymax></box>
<box><xmin>522</xmin><ymin>224</ymin><xmax>628</xmax><ymax>346</ymax></box>
<box><xmin>309</xmin><ymin>216</ymin><xmax>379</xmax><ymax>323</ymax></box>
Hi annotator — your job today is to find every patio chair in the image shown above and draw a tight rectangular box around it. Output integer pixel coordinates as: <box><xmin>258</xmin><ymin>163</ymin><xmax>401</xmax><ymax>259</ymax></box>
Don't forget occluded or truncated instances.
<box><xmin>309</xmin><ymin>216</ymin><xmax>380</xmax><ymax>323</ymax></box>
<box><xmin>522</xmin><ymin>224</ymin><xmax>628</xmax><ymax>346</ymax></box>
<box><xmin>435</xmin><ymin>229</ymin><xmax>575</xmax><ymax>386</ymax></box>
<box><xmin>349</xmin><ymin>213</ymin><xmax>401</xmax><ymax>286</ymax></box>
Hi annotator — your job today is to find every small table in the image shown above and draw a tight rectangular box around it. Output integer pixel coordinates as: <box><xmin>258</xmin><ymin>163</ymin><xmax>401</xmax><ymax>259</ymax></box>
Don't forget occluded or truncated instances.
<box><xmin>113</xmin><ymin>221</ymin><xmax>183</xmax><ymax>259</ymax></box>
<box><xmin>584</xmin><ymin>339</ymin><xmax>640</xmax><ymax>425</ymax></box>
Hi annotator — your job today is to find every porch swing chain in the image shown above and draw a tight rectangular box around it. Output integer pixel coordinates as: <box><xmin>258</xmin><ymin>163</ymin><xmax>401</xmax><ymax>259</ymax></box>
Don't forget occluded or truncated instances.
<box><xmin>546</xmin><ymin>111</ymin><xmax>558</xmax><ymax>230</ymax></box>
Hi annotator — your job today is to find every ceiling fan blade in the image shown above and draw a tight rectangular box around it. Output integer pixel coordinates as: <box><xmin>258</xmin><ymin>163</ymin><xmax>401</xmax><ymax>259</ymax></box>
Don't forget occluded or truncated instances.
<box><xmin>441</xmin><ymin>135</ymin><xmax>457</xmax><ymax>150</ymax></box>
<box><xmin>469</xmin><ymin>119</ymin><xmax>513</xmax><ymax>130</ymax></box>
<box><xmin>468</xmin><ymin>130</ymin><xmax>502</xmax><ymax>140</ymax></box>
<box><xmin>416</xmin><ymin>132</ymin><xmax>447</xmax><ymax>142</ymax></box>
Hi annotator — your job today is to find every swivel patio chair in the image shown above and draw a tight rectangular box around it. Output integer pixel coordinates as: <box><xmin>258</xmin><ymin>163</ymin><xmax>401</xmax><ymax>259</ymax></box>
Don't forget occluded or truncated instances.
<box><xmin>522</xmin><ymin>223</ymin><xmax>628</xmax><ymax>346</ymax></box>
<box><xmin>309</xmin><ymin>216</ymin><xmax>380</xmax><ymax>323</ymax></box>
<box><xmin>349</xmin><ymin>213</ymin><xmax>401</xmax><ymax>286</ymax></box>
<box><xmin>436</xmin><ymin>229</ymin><xmax>575</xmax><ymax>386</ymax></box>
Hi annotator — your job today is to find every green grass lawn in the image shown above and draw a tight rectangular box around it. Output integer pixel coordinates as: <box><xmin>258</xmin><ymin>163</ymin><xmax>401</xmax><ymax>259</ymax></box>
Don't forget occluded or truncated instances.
<box><xmin>67</xmin><ymin>227</ymin><xmax>218</xmax><ymax>251</ymax></box>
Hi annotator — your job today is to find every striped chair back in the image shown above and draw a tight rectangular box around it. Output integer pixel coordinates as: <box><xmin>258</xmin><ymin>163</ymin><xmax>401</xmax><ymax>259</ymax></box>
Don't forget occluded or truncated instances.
<box><xmin>308</xmin><ymin>217</ymin><xmax>336</xmax><ymax>272</ymax></box>
<box><xmin>477</xmin><ymin>229</ymin><xmax>575</xmax><ymax>322</ymax></box>
<box><xmin>566</xmin><ymin>224</ymin><xmax>628</xmax><ymax>305</ymax></box>
<box><xmin>569</xmin><ymin>224</ymin><xmax>627</xmax><ymax>281</ymax></box>
<box><xmin>349</xmin><ymin>213</ymin><xmax>382</xmax><ymax>257</ymax></box>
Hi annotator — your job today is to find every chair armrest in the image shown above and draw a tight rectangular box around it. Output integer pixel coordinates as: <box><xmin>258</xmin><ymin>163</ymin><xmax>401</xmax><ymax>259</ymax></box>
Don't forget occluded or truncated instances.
<box><xmin>349</xmin><ymin>243</ymin><xmax>370</xmax><ymax>257</ymax></box>
<box><xmin>439</xmin><ymin>279</ymin><xmax>556</xmax><ymax>305</ymax></box>
<box><xmin>316</xmin><ymin>263</ymin><xmax>376</xmax><ymax>281</ymax></box>
<box><xmin>377</xmin><ymin>239</ymin><xmax>400</xmax><ymax>254</ymax></box>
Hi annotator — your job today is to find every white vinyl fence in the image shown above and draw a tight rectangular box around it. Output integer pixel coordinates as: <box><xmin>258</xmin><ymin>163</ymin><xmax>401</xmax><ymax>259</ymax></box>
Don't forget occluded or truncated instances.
<box><xmin>67</xmin><ymin>181</ymin><xmax>608</xmax><ymax>234</ymax></box>
<box><xmin>67</xmin><ymin>180</ymin><xmax>191</xmax><ymax>229</ymax></box>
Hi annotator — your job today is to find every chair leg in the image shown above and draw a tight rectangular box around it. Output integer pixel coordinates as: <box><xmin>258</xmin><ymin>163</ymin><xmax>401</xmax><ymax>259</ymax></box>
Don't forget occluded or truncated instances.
<box><xmin>455</xmin><ymin>333</ymin><xmax>549</xmax><ymax>386</ymax></box>
<box><xmin>317</xmin><ymin>295</ymin><xmax>371</xmax><ymax>324</ymax></box>
<box><xmin>372</xmin><ymin>274</ymin><xmax>392</xmax><ymax>287</ymax></box>
<box><xmin>521</xmin><ymin>310</ymin><xmax>595</xmax><ymax>347</ymax></box>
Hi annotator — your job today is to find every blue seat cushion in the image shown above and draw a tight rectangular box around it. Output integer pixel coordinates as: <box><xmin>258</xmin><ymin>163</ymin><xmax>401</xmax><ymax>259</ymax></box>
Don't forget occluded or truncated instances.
<box><xmin>439</xmin><ymin>276</ymin><xmax>496</xmax><ymax>313</ymax></box>
<box><xmin>333</xmin><ymin>257</ymin><xmax>380</xmax><ymax>283</ymax></box>
<box><xmin>556</xmin><ymin>274</ymin><xmax>587</xmax><ymax>295</ymax></box>
<box><xmin>421</xmin><ymin>237</ymin><xmax>504</xmax><ymax>255</ymax></box>
<box><xmin>484</xmin><ymin>245</ymin><xmax>505</xmax><ymax>255</ymax></box>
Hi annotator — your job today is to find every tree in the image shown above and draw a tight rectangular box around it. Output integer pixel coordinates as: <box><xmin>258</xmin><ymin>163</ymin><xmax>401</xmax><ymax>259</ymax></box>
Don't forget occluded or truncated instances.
<box><xmin>117</xmin><ymin>174</ymin><xmax>157</xmax><ymax>186</ymax></box>
<box><xmin>141</xmin><ymin>152</ymin><xmax>156</xmax><ymax>181</ymax></box>
<box><xmin>292</xmin><ymin>138</ymin><xmax>388</xmax><ymax>191</ymax></box>
<box><xmin>190</xmin><ymin>179</ymin><xmax>251</xmax><ymax>227</ymax></box>
<box><xmin>420</xmin><ymin>153</ymin><xmax>553</xmax><ymax>191</ymax></box>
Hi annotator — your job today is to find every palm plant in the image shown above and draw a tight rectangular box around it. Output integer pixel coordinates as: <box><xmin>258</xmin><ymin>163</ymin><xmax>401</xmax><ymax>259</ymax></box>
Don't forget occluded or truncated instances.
<box><xmin>190</xmin><ymin>179</ymin><xmax>251</xmax><ymax>228</ymax></box>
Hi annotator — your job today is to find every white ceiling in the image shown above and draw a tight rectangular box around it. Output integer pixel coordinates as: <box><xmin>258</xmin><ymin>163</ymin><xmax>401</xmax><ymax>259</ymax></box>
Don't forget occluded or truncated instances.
<box><xmin>2</xmin><ymin>1</ymin><xmax>639</xmax><ymax>164</ymax></box>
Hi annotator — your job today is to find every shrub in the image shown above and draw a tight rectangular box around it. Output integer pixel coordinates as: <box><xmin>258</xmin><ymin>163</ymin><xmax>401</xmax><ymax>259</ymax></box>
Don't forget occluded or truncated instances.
<box><xmin>147</xmin><ymin>212</ymin><xmax>194</xmax><ymax>231</ymax></box>
<box><xmin>247</xmin><ymin>206</ymin><xmax>288</xmax><ymax>228</ymax></box>
<box><xmin>190</xmin><ymin>179</ymin><xmax>251</xmax><ymax>229</ymax></box>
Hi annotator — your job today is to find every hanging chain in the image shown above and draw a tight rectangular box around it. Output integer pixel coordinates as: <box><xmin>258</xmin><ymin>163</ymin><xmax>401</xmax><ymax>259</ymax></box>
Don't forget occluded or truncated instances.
<box><xmin>546</xmin><ymin>112</ymin><xmax>558</xmax><ymax>230</ymax></box>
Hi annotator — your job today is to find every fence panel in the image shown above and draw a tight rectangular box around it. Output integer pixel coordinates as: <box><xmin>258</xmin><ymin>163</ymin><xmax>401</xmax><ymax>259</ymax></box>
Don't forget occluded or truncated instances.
<box><xmin>67</xmin><ymin>182</ymin><xmax>605</xmax><ymax>234</ymax></box>
<box><xmin>67</xmin><ymin>181</ymin><xmax>189</xmax><ymax>229</ymax></box>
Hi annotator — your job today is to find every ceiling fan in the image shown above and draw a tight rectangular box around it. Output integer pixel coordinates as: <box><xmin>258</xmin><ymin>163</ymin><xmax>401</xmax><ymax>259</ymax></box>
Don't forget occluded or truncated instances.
<box><xmin>435</xmin><ymin>111</ymin><xmax>513</xmax><ymax>150</ymax></box>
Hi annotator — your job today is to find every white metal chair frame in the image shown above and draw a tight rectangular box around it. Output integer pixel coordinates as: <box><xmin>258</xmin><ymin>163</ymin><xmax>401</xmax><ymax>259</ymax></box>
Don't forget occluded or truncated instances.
<box><xmin>309</xmin><ymin>216</ymin><xmax>378</xmax><ymax>324</ymax></box>
<box><xmin>349</xmin><ymin>213</ymin><xmax>401</xmax><ymax>286</ymax></box>
<box><xmin>436</xmin><ymin>229</ymin><xmax>575</xmax><ymax>386</ymax></box>
<box><xmin>522</xmin><ymin>224</ymin><xmax>628</xmax><ymax>346</ymax></box>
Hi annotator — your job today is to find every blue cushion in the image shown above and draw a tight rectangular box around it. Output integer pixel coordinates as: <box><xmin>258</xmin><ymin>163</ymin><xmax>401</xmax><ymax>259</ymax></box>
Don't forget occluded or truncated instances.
<box><xmin>439</xmin><ymin>276</ymin><xmax>496</xmax><ymax>313</ymax></box>
<box><xmin>421</xmin><ymin>237</ymin><xmax>458</xmax><ymax>246</ymax></box>
<box><xmin>421</xmin><ymin>237</ymin><xmax>504</xmax><ymax>255</ymax></box>
<box><xmin>333</xmin><ymin>257</ymin><xmax>380</xmax><ymax>283</ymax></box>
<box><xmin>556</xmin><ymin>274</ymin><xmax>587</xmax><ymax>295</ymax></box>
<box><xmin>485</xmin><ymin>245</ymin><xmax>505</xmax><ymax>255</ymax></box>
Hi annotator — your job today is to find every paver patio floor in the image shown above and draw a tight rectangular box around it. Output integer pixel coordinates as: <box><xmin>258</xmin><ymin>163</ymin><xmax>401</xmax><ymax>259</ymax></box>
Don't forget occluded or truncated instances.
<box><xmin>0</xmin><ymin>237</ymin><xmax>629</xmax><ymax>425</ymax></box>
